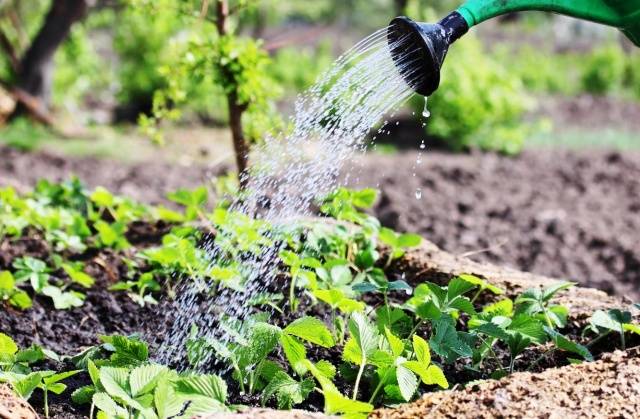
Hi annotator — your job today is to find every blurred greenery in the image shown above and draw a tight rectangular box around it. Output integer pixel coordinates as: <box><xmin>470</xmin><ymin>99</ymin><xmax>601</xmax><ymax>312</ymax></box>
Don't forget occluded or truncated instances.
<box><xmin>416</xmin><ymin>35</ymin><xmax>534</xmax><ymax>154</ymax></box>
<box><xmin>1</xmin><ymin>0</ymin><xmax>640</xmax><ymax>156</ymax></box>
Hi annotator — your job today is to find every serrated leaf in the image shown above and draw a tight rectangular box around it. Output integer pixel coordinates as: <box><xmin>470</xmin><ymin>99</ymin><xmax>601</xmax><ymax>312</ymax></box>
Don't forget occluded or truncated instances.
<box><xmin>280</xmin><ymin>334</ymin><xmax>307</xmax><ymax>376</ymax></box>
<box><xmin>93</xmin><ymin>392</ymin><xmax>128</xmax><ymax>418</ymax></box>
<box><xmin>262</xmin><ymin>371</ymin><xmax>314</xmax><ymax>409</ymax></box>
<box><xmin>384</xmin><ymin>328</ymin><xmax>404</xmax><ymax>357</ymax></box>
<box><xmin>71</xmin><ymin>385</ymin><xmax>95</xmax><ymax>404</ymax></box>
<box><xmin>509</xmin><ymin>315</ymin><xmax>546</xmax><ymax>343</ymax></box>
<box><xmin>315</xmin><ymin>360</ymin><xmax>336</xmax><ymax>380</ymax></box>
<box><xmin>236</xmin><ymin>323</ymin><xmax>281</xmax><ymax>369</ymax></box>
<box><xmin>154</xmin><ymin>373</ymin><xmax>184</xmax><ymax>419</ymax></box>
<box><xmin>348</xmin><ymin>312</ymin><xmax>379</xmax><ymax>361</ymax></box>
<box><xmin>0</xmin><ymin>333</ymin><xmax>18</xmax><ymax>355</ymax></box>
<box><xmin>284</xmin><ymin>316</ymin><xmax>334</xmax><ymax>347</ymax></box>
<box><xmin>130</xmin><ymin>364</ymin><xmax>167</xmax><ymax>397</ymax></box>
<box><xmin>447</xmin><ymin>277</ymin><xmax>476</xmax><ymax>300</ymax></box>
<box><xmin>396</xmin><ymin>365</ymin><xmax>418</xmax><ymax>401</ymax></box>
<box><xmin>412</xmin><ymin>335</ymin><xmax>430</xmax><ymax>365</ymax></box>
<box><xmin>175</xmin><ymin>374</ymin><xmax>227</xmax><ymax>403</ymax></box>
<box><xmin>99</xmin><ymin>367</ymin><xmax>132</xmax><ymax>402</ymax></box>
<box><xmin>180</xmin><ymin>397</ymin><xmax>227</xmax><ymax>416</ymax></box>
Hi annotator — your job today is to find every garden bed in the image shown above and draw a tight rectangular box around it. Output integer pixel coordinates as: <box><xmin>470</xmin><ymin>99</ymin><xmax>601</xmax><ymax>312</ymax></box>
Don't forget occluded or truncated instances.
<box><xmin>1</xmin><ymin>147</ymin><xmax>639</xmax><ymax>418</ymax></box>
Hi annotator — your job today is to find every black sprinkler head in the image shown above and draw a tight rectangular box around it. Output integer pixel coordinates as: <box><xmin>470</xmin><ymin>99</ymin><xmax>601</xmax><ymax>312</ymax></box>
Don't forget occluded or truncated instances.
<box><xmin>387</xmin><ymin>12</ymin><xmax>469</xmax><ymax>96</ymax></box>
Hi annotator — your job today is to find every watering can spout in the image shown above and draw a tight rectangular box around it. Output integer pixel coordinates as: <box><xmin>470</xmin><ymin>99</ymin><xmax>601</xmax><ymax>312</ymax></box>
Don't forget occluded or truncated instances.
<box><xmin>387</xmin><ymin>12</ymin><xmax>468</xmax><ymax>97</ymax></box>
<box><xmin>389</xmin><ymin>0</ymin><xmax>640</xmax><ymax>97</ymax></box>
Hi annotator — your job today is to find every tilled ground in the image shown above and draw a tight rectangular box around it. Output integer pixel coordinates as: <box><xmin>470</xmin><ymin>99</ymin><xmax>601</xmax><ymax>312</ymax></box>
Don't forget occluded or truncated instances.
<box><xmin>1</xmin><ymin>145</ymin><xmax>640</xmax><ymax>417</ymax></box>
<box><xmin>1</xmin><ymin>145</ymin><xmax>638</xmax><ymax>301</ymax></box>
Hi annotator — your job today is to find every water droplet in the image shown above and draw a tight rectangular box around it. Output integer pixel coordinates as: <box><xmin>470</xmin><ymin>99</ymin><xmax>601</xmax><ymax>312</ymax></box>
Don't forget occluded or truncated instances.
<box><xmin>422</xmin><ymin>97</ymin><xmax>431</xmax><ymax>118</ymax></box>
<box><xmin>395</xmin><ymin>121</ymin><xmax>400</xmax><ymax>126</ymax></box>
<box><xmin>415</xmin><ymin>188</ymin><xmax>422</xmax><ymax>200</ymax></box>
<box><xmin>419</xmin><ymin>143</ymin><xmax>426</xmax><ymax>150</ymax></box>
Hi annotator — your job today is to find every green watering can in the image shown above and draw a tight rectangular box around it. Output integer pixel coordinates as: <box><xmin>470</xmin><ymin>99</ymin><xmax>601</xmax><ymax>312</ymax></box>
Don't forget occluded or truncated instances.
<box><xmin>388</xmin><ymin>0</ymin><xmax>640</xmax><ymax>96</ymax></box>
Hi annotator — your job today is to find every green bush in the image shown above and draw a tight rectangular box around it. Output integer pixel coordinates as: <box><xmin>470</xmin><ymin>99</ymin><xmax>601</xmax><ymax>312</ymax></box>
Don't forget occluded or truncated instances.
<box><xmin>581</xmin><ymin>44</ymin><xmax>627</xmax><ymax>95</ymax></box>
<box><xmin>417</xmin><ymin>35</ymin><xmax>534</xmax><ymax>154</ymax></box>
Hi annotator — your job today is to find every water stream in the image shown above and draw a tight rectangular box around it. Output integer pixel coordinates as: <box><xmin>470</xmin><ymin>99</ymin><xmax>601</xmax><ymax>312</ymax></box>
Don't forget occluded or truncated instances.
<box><xmin>154</xmin><ymin>25</ymin><xmax>427</xmax><ymax>367</ymax></box>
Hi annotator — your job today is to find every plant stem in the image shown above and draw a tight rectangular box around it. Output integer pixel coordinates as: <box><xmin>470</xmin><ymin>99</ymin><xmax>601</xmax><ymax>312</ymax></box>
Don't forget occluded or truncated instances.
<box><xmin>353</xmin><ymin>358</ymin><xmax>366</xmax><ymax>400</ymax></box>
<box><xmin>289</xmin><ymin>275</ymin><xmax>297</xmax><ymax>312</ymax></box>
<box><xmin>408</xmin><ymin>320</ymin><xmax>424</xmax><ymax>340</ymax></box>
<box><xmin>44</xmin><ymin>389</ymin><xmax>49</xmax><ymax>419</ymax></box>
<box><xmin>509</xmin><ymin>355</ymin><xmax>516</xmax><ymax>374</ymax></box>
<box><xmin>368</xmin><ymin>369</ymin><xmax>391</xmax><ymax>404</ymax></box>
<box><xmin>471</xmin><ymin>287</ymin><xmax>483</xmax><ymax>304</ymax></box>
<box><xmin>620</xmin><ymin>324</ymin><xmax>626</xmax><ymax>350</ymax></box>
<box><xmin>383</xmin><ymin>291</ymin><xmax>391</xmax><ymax>328</ymax></box>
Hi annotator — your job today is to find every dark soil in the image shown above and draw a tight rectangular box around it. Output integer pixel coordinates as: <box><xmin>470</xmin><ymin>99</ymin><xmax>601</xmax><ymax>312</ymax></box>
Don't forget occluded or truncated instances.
<box><xmin>2</xmin><ymin>145</ymin><xmax>638</xmax><ymax>301</ymax></box>
<box><xmin>1</xmin><ymin>144</ymin><xmax>640</xmax><ymax>416</ymax></box>
<box><xmin>353</xmin><ymin>148</ymin><xmax>640</xmax><ymax>301</ymax></box>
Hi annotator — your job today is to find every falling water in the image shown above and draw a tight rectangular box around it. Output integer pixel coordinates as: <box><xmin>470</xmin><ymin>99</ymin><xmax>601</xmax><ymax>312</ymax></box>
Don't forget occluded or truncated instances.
<box><xmin>154</xmin><ymin>25</ymin><xmax>427</xmax><ymax>367</ymax></box>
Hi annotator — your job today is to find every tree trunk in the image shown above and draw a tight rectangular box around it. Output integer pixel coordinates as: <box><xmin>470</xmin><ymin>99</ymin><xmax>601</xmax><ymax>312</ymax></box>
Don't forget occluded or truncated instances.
<box><xmin>13</xmin><ymin>0</ymin><xmax>88</xmax><ymax>114</ymax></box>
<box><xmin>227</xmin><ymin>93</ymin><xmax>250</xmax><ymax>189</ymax></box>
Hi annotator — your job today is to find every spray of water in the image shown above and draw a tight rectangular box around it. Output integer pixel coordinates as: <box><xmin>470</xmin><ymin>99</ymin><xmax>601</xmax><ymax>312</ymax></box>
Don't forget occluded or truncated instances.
<box><xmin>153</xmin><ymin>25</ymin><xmax>425</xmax><ymax>368</ymax></box>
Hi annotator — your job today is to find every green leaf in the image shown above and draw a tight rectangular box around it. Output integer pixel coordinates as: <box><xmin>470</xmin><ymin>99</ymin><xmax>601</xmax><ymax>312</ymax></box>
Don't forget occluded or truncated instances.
<box><xmin>402</xmin><ymin>361</ymin><xmax>449</xmax><ymax>389</ymax></box>
<box><xmin>396</xmin><ymin>364</ymin><xmax>418</xmax><ymax>401</ymax></box>
<box><xmin>384</xmin><ymin>328</ymin><xmax>405</xmax><ymax>358</ymax></box>
<box><xmin>90</xmin><ymin>187</ymin><xmax>115</xmax><ymax>208</ymax></box>
<box><xmin>62</xmin><ymin>264</ymin><xmax>95</xmax><ymax>288</ymax></box>
<box><xmin>315</xmin><ymin>360</ymin><xmax>336</xmax><ymax>380</ymax></box>
<box><xmin>0</xmin><ymin>333</ymin><xmax>18</xmax><ymax>355</ymax></box>
<box><xmin>412</xmin><ymin>335</ymin><xmax>430</xmax><ymax>365</ymax></box>
<box><xmin>509</xmin><ymin>315</ymin><xmax>546</xmax><ymax>343</ymax></box>
<box><xmin>154</xmin><ymin>373</ymin><xmax>184</xmax><ymax>419</ymax></box>
<box><xmin>130</xmin><ymin>364</ymin><xmax>167</xmax><ymax>397</ymax></box>
<box><xmin>544</xmin><ymin>327</ymin><xmax>593</xmax><ymax>361</ymax></box>
<box><xmin>457</xmin><ymin>274</ymin><xmax>504</xmax><ymax>295</ymax></box>
<box><xmin>429</xmin><ymin>315</ymin><xmax>473</xmax><ymax>362</ymax></box>
<box><xmin>447</xmin><ymin>277</ymin><xmax>476</xmax><ymax>300</ymax></box>
<box><xmin>483</xmin><ymin>299</ymin><xmax>514</xmax><ymax>316</ymax></box>
<box><xmin>12</xmin><ymin>372</ymin><xmax>43</xmax><ymax>399</ymax></box>
<box><xmin>542</xmin><ymin>282</ymin><xmax>575</xmax><ymax>301</ymax></box>
<box><xmin>71</xmin><ymin>386</ymin><xmax>95</xmax><ymax>405</ymax></box>
<box><xmin>284</xmin><ymin>317</ymin><xmax>335</xmax><ymax>348</ymax></box>
<box><xmin>324</xmin><ymin>390</ymin><xmax>373</xmax><ymax>417</ymax></box>
<box><xmin>280</xmin><ymin>334</ymin><xmax>307</xmax><ymax>376</ymax></box>
<box><xmin>262</xmin><ymin>371</ymin><xmax>314</xmax><ymax>409</ymax></box>
<box><xmin>397</xmin><ymin>234</ymin><xmax>422</xmax><ymax>248</ymax></box>
<box><xmin>42</xmin><ymin>286</ymin><xmax>85</xmax><ymax>309</ymax></box>
<box><xmin>236</xmin><ymin>322</ymin><xmax>281</xmax><ymax>370</ymax></box>
<box><xmin>43</xmin><ymin>370</ymin><xmax>81</xmax><ymax>386</ymax></box>
<box><xmin>9</xmin><ymin>291</ymin><xmax>32</xmax><ymax>310</ymax></box>
<box><xmin>175</xmin><ymin>374</ymin><xmax>227</xmax><ymax>403</ymax></box>
<box><xmin>180</xmin><ymin>397</ymin><xmax>227</xmax><ymax>416</ymax></box>
<box><xmin>100</xmin><ymin>335</ymin><xmax>149</xmax><ymax>366</ymax></box>
<box><xmin>93</xmin><ymin>392</ymin><xmax>128</xmax><ymax>418</ymax></box>
<box><xmin>348</xmin><ymin>312</ymin><xmax>379</xmax><ymax>361</ymax></box>
<box><xmin>99</xmin><ymin>367</ymin><xmax>132</xmax><ymax>402</ymax></box>
<box><xmin>0</xmin><ymin>271</ymin><xmax>15</xmax><ymax>290</ymax></box>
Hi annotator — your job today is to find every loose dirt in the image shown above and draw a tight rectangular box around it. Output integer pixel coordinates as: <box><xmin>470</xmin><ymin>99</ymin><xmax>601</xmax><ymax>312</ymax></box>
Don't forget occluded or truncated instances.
<box><xmin>371</xmin><ymin>348</ymin><xmax>640</xmax><ymax>419</ymax></box>
<box><xmin>2</xmin><ymin>145</ymin><xmax>638</xmax><ymax>301</ymax></box>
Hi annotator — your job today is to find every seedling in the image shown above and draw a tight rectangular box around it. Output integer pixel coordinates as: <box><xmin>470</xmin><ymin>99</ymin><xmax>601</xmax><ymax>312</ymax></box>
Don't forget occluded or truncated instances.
<box><xmin>515</xmin><ymin>282</ymin><xmax>574</xmax><ymax>329</ymax></box>
<box><xmin>0</xmin><ymin>271</ymin><xmax>32</xmax><ymax>310</ymax></box>
<box><xmin>586</xmin><ymin>308</ymin><xmax>640</xmax><ymax>350</ymax></box>
<box><xmin>377</xmin><ymin>227</ymin><xmax>422</xmax><ymax>268</ymax></box>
